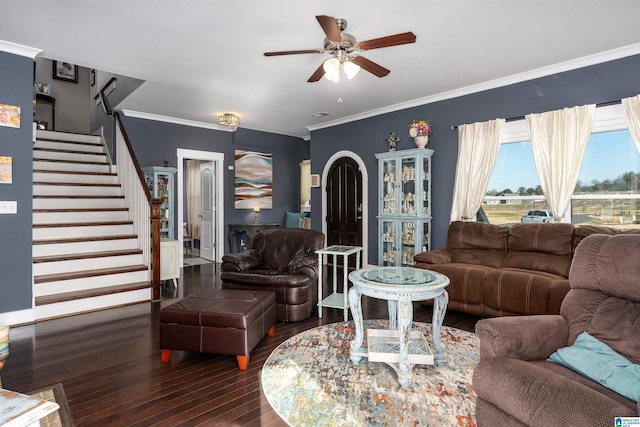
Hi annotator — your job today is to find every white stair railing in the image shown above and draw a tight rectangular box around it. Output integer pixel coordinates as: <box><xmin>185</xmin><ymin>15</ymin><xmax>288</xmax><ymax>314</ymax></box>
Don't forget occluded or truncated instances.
<box><xmin>97</xmin><ymin>79</ymin><xmax>161</xmax><ymax>300</ymax></box>
<box><xmin>115</xmin><ymin>121</ymin><xmax>151</xmax><ymax>270</ymax></box>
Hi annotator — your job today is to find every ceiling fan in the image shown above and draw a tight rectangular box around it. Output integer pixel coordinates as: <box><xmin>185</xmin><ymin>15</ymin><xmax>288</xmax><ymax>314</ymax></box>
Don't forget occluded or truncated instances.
<box><xmin>264</xmin><ymin>15</ymin><xmax>416</xmax><ymax>83</ymax></box>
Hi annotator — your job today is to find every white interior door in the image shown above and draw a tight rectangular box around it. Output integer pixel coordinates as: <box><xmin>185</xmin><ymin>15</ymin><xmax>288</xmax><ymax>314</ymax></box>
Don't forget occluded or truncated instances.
<box><xmin>199</xmin><ymin>162</ymin><xmax>215</xmax><ymax>261</ymax></box>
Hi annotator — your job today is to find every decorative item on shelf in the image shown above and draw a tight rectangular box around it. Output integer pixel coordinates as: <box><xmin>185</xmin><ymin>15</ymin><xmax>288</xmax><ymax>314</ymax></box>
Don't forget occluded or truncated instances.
<box><xmin>34</xmin><ymin>81</ymin><xmax>51</xmax><ymax>95</ymax></box>
<box><xmin>253</xmin><ymin>205</ymin><xmax>260</xmax><ymax>224</ymax></box>
<box><xmin>408</xmin><ymin>119</ymin><xmax>432</xmax><ymax>148</ymax></box>
<box><xmin>386</xmin><ymin>132</ymin><xmax>399</xmax><ymax>151</ymax></box>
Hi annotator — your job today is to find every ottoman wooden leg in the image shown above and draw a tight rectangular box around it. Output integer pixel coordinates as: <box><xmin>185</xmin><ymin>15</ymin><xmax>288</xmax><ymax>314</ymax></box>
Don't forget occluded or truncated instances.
<box><xmin>268</xmin><ymin>326</ymin><xmax>275</xmax><ymax>337</ymax></box>
<box><xmin>237</xmin><ymin>355</ymin><xmax>248</xmax><ymax>370</ymax></box>
<box><xmin>161</xmin><ymin>349</ymin><xmax>173</xmax><ymax>363</ymax></box>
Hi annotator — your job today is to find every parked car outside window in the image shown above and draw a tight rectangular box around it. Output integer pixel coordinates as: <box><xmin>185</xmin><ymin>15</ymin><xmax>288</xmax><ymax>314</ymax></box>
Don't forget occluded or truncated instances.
<box><xmin>521</xmin><ymin>209</ymin><xmax>553</xmax><ymax>223</ymax></box>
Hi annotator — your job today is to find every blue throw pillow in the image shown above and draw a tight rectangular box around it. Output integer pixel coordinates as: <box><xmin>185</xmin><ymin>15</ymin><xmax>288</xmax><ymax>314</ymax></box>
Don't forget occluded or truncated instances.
<box><xmin>547</xmin><ymin>331</ymin><xmax>640</xmax><ymax>402</ymax></box>
<box><xmin>285</xmin><ymin>212</ymin><xmax>306</xmax><ymax>228</ymax></box>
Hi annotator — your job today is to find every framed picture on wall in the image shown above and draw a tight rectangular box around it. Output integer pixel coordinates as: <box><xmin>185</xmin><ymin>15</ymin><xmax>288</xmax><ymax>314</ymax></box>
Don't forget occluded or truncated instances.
<box><xmin>52</xmin><ymin>61</ymin><xmax>78</xmax><ymax>83</ymax></box>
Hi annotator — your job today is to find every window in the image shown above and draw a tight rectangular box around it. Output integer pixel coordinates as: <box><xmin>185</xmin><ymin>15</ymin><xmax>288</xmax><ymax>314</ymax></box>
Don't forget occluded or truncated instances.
<box><xmin>481</xmin><ymin>104</ymin><xmax>640</xmax><ymax>228</ymax></box>
<box><xmin>572</xmin><ymin>129</ymin><xmax>640</xmax><ymax>226</ymax></box>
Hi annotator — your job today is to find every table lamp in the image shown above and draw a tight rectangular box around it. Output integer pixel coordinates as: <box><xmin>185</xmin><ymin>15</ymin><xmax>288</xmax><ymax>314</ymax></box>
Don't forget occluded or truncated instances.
<box><xmin>253</xmin><ymin>205</ymin><xmax>260</xmax><ymax>224</ymax></box>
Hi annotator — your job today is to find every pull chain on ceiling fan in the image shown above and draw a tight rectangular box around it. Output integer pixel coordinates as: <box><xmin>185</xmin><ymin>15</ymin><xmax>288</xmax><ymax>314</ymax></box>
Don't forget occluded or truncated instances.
<box><xmin>264</xmin><ymin>15</ymin><xmax>416</xmax><ymax>83</ymax></box>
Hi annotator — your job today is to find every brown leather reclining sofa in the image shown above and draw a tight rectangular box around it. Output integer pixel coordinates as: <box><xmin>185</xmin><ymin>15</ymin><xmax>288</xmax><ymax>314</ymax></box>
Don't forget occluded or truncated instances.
<box><xmin>220</xmin><ymin>228</ymin><xmax>325</xmax><ymax>322</ymax></box>
<box><xmin>413</xmin><ymin>221</ymin><xmax>640</xmax><ymax>317</ymax></box>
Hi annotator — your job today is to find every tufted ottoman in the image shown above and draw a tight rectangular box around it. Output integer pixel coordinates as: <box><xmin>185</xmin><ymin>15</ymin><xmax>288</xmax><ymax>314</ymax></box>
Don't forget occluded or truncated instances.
<box><xmin>159</xmin><ymin>288</ymin><xmax>276</xmax><ymax>370</ymax></box>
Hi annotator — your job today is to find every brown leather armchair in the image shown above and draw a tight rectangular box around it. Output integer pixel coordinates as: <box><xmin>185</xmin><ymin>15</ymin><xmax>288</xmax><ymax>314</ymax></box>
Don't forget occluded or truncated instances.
<box><xmin>473</xmin><ymin>234</ymin><xmax>640</xmax><ymax>426</ymax></box>
<box><xmin>220</xmin><ymin>228</ymin><xmax>325</xmax><ymax>322</ymax></box>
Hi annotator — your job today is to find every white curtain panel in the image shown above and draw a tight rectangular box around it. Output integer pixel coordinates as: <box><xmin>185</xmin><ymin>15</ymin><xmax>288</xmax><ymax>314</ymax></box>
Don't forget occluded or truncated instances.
<box><xmin>526</xmin><ymin>104</ymin><xmax>595</xmax><ymax>223</ymax></box>
<box><xmin>622</xmin><ymin>94</ymin><xmax>640</xmax><ymax>153</ymax></box>
<box><xmin>300</xmin><ymin>160</ymin><xmax>311</xmax><ymax>212</ymax></box>
<box><xmin>450</xmin><ymin>118</ymin><xmax>505</xmax><ymax>222</ymax></box>
<box><xmin>186</xmin><ymin>160</ymin><xmax>202</xmax><ymax>238</ymax></box>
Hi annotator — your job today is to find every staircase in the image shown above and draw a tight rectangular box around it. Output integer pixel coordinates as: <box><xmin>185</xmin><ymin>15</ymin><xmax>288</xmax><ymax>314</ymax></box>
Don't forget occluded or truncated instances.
<box><xmin>32</xmin><ymin>130</ymin><xmax>151</xmax><ymax>320</ymax></box>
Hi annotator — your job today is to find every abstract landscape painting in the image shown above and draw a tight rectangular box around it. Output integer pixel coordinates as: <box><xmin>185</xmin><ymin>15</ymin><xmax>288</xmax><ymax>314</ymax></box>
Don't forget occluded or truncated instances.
<box><xmin>235</xmin><ymin>150</ymin><xmax>273</xmax><ymax>209</ymax></box>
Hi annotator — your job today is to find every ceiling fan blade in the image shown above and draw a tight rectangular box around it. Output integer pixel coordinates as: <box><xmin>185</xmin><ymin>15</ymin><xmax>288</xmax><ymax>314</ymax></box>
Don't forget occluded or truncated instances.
<box><xmin>264</xmin><ymin>49</ymin><xmax>322</xmax><ymax>56</ymax></box>
<box><xmin>307</xmin><ymin>63</ymin><xmax>325</xmax><ymax>82</ymax></box>
<box><xmin>351</xmin><ymin>56</ymin><xmax>390</xmax><ymax>77</ymax></box>
<box><xmin>316</xmin><ymin>15</ymin><xmax>341</xmax><ymax>43</ymax></box>
<box><xmin>357</xmin><ymin>32</ymin><xmax>417</xmax><ymax>51</ymax></box>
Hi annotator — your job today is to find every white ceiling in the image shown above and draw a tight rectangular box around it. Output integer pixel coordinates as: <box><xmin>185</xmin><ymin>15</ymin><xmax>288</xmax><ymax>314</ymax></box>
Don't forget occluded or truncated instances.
<box><xmin>2</xmin><ymin>1</ymin><xmax>640</xmax><ymax>138</ymax></box>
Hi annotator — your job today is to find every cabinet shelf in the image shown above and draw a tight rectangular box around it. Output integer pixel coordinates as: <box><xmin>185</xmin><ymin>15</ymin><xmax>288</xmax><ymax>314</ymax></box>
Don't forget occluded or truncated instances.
<box><xmin>142</xmin><ymin>166</ymin><xmax>177</xmax><ymax>240</ymax></box>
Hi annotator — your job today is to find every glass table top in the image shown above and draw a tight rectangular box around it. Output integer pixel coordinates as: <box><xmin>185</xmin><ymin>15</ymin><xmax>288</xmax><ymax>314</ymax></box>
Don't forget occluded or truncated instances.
<box><xmin>317</xmin><ymin>245</ymin><xmax>363</xmax><ymax>255</ymax></box>
<box><xmin>355</xmin><ymin>266</ymin><xmax>436</xmax><ymax>286</ymax></box>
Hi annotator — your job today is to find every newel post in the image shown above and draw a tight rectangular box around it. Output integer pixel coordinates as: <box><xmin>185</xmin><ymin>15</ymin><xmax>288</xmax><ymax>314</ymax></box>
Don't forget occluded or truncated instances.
<box><xmin>151</xmin><ymin>198</ymin><xmax>162</xmax><ymax>301</ymax></box>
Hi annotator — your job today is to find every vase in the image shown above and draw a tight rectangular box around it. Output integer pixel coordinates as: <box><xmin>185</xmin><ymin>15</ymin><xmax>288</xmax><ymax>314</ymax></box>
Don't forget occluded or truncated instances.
<box><xmin>414</xmin><ymin>135</ymin><xmax>429</xmax><ymax>148</ymax></box>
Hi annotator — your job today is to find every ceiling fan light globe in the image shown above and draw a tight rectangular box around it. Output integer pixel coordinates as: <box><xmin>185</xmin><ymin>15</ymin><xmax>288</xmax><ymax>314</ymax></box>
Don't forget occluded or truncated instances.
<box><xmin>343</xmin><ymin>61</ymin><xmax>361</xmax><ymax>79</ymax></box>
<box><xmin>323</xmin><ymin>57</ymin><xmax>340</xmax><ymax>73</ymax></box>
<box><xmin>323</xmin><ymin>70</ymin><xmax>340</xmax><ymax>83</ymax></box>
<box><xmin>323</xmin><ymin>58</ymin><xmax>341</xmax><ymax>82</ymax></box>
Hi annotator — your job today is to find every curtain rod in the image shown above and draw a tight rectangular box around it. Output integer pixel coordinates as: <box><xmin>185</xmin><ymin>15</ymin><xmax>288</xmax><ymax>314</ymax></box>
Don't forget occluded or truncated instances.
<box><xmin>449</xmin><ymin>99</ymin><xmax>622</xmax><ymax>131</ymax></box>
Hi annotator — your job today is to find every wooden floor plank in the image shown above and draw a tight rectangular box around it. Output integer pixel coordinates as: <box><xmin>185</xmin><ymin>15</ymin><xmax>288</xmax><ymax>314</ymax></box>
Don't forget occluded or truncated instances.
<box><xmin>1</xmin><ymin>263</ymin><xmax>482</xmax><ymax>426</ymax></box>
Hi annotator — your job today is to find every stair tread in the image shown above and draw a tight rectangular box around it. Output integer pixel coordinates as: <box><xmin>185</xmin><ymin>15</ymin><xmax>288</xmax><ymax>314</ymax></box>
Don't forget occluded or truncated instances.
<box><xmin>33</xmin><ymin>221</ymin><xmax>133</xmax><ymax>228</ymax></box>
<box><xmin>33</xmin><ymin>207</ymin><xmax>128</xmax><ymax>212</ymax></box>
<box><xmin>35</xmin><ymin>282</ymin><xmax>150</xmax><ymax>306</ymax></box>
<box><xmin>33</xmin><ymin>181</ymin><xmax>120</xmax><ymax>187</ymax></box>
<box><xmin>34</xmin><ymin>249</ymin><xmax>143</xmax><ymax>263</ymax></box>
<box><xmin>34</xmin><ymin>265</ymin><xmax>148</xmax><ymax>283</ymax></box>
<box><xmin>33</xmin><ymin>169</ymin><xmax>116</xmax><ymax>176</ymax></box>
<box><xmin>36</xmin><ymin>137</ymin><xmax>102</xmax><ymax>147</ymax></box>
<box><xmin>34</xmin><ymin>195</ymin><xmax>124</xmax><ymax>199</ymax></box>
<box><xmin>33</xmin><ymin>158</ymin><xmax>109</xmax><ymax>166</ymax></box>
<box><xmin>33</xmin><ymin>234</ymin><xmax>138</xmax><ymax>245</ymax></box>
<box><xmin>33</xmin><ymin>147</ymin><xmax>105</xmax><ymax>155</ymax></box>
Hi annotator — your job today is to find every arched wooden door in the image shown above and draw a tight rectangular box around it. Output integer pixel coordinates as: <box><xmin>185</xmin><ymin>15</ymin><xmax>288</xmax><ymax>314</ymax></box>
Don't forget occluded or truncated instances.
<box><xmin>326</xmin><ymin>157</ymin><xmax>363</xmax><ymax>253</ymax></box>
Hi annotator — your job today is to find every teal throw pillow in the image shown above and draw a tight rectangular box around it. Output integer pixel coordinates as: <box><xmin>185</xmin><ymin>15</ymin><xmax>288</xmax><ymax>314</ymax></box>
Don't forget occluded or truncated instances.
<box><xmin>547</xmin><ymin>331</ymin><xmax>640</xmax><ymax>402</ymax></box>
<box><xmin>285</xmin><ymin>212</ymin><xmax>306</xmax><ymax>228</ymax></box>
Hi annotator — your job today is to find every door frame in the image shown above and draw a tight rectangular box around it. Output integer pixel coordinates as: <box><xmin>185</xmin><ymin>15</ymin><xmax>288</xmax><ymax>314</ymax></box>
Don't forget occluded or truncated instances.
<box><xmin>321</xmin><ymin>150</ymin><xmax>369</xmax><ymax>267</ymax></box>
<box><xmin>177</xmin><ymin>148</ymin><xmax>224</xmax><ymax>266</ymax></box>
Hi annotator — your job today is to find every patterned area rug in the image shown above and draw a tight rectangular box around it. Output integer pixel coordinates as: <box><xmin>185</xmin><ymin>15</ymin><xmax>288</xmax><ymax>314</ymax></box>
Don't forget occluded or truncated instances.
<box><xmin>29</xmin><ymin>383</ymin><xmax>75</xmax><ymax>427</ymax></box>
<box><xmin>262</xmin><ymin>320</ymin><xmax>479</xmax><ymax>427</ymax></box>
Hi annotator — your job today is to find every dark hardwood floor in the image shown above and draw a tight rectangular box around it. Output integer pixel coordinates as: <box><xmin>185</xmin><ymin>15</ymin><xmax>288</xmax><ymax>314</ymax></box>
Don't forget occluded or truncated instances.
<box><xmin>1</xmin><ymin>262</ymin><xmax>482</xmax><ymax>426</ymax></box>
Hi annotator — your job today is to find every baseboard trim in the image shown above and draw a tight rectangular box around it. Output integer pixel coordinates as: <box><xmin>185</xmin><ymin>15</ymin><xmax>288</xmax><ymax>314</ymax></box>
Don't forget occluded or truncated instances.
<box><xmin>0</xmin><ymin>308</ymin><xmax>36</xmax><ymax>326</ymax></box>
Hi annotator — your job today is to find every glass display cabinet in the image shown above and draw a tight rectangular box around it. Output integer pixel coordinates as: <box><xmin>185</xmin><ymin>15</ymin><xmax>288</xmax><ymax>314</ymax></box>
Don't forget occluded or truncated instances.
<box><xmin>376</xmin><ymin>148</ymin><xmax>433</xmax><ymax>266</ymax></box>
<box><xmin>142</xmin><ymin>166</ymin><xmax>177</xmax><ymax>239</ymax></box>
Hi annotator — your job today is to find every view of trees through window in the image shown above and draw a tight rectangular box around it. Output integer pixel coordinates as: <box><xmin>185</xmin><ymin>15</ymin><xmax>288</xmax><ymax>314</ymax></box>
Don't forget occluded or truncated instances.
<box><xmin>482</xmin><ymin>129</ymin><xmax>640</xmax><ymax>228</ymax></box>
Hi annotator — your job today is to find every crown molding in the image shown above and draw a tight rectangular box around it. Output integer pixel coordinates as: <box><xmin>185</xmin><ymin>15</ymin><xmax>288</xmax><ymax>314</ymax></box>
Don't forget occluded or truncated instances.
<box><xmin>307</xmin><ymin>42</ymin><xmax>640</xmax><ymax>133</ymax></box>
<box><xmin>0</xmin><ymin>40</ymin><xmax>42</xmax><ymax>58</ymax></box>
<box><xmin>120</xmin><ymin>110</ymin><xmax>237</xmax><ymax>132</ymax></box>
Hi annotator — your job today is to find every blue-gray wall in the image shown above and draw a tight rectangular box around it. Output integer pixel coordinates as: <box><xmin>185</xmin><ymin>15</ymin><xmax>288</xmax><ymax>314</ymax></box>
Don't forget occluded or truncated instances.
<box><xmin>120</xmin><ymin>117</ymin><xmax>308</xmax><ymax>252</ymax></box>
<box><xmin>310</xmin><ymin>54</ymin><xmax>640</xmax><ymax>265</ymax></box>
<box><xmin>1</xmin><ymin>46</ymin><xmax>639</xmax><ymax>316</ymax></box>
<box><xmin>0</xmin><ymin>51</ymin><xmax>34</xmax><ymax>313</ymax></box>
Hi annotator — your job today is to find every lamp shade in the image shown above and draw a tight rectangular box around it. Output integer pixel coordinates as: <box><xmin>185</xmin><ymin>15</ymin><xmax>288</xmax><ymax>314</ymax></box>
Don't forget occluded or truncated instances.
<box><xmin>253</xmin><ymin>205</ymin><xmax>260</xmax><ymax>212</ymax></box>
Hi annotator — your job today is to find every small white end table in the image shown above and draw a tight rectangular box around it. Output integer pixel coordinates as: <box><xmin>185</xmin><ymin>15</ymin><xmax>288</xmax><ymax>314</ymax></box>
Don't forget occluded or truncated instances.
<box><xmin>317</xmin><ymin>245</ymin><xmax>363</xmax><ymax>321</ymax></box>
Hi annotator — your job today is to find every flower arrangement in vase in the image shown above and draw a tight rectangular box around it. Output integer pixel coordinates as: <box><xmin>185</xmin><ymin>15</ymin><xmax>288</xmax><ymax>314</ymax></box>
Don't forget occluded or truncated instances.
<box><xmin>408</xmin><ymin>119</ymin><xmax>432</xmax><ymax>148</ymax></box>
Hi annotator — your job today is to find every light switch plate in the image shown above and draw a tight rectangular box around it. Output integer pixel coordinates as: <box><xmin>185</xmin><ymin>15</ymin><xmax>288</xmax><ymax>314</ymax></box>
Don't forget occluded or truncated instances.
<box><xmin>0</xmin><ymin>201</ymin><xmax>17</xmax><ymax>214</ymax></box>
